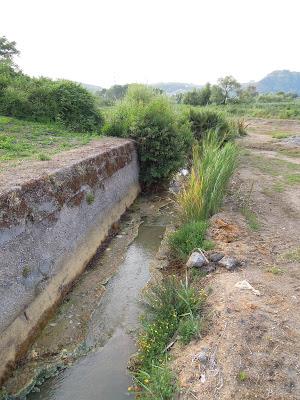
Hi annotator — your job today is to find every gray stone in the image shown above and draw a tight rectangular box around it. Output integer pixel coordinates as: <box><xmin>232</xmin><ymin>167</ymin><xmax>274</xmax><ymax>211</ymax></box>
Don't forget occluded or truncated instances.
<box><xmin>196</xmin><ymin>348</ymin><xmax>209</xmax><ymax>364</ymax></box>
<box><xmin>218</xmin><ymin>256</ymin><xmax>240</xmax><ymax>270</ymax></box>
<box><xmin>186</xmin><ymin>251</ymin><xmax>209</xmax><ymax>268</ymax></box>
<box><xmin>209</xmin><ymin>252</ymin><xmax>224</xmax><ymax>263</ymax></box>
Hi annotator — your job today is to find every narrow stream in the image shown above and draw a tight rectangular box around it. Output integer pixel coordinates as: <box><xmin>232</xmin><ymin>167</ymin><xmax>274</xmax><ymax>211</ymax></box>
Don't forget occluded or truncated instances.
<box><xmin>27</xmin><ymin>213</ymin><xmax>167</xmax><ymax>400</ymax></box>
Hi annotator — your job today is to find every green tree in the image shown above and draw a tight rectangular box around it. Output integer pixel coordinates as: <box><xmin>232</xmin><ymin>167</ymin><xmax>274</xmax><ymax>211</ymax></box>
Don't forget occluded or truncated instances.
<box><xmin>210</xmin><ymin>85</ymin><xmax>224</xmax><ymax>105</ymax></box>
<box><xmin>0</xmin><ymin>36</ymin><xmax>19</xmax><ymax>62</ymax></box>
<box><xmin>217</xmin><ymin>76</ymin><xmax>241</xmax><ymax>104</ymax></box>
<box><xmin>238</xmin><ymin>84</ymin><xmax>258</xmax><ymax>103</ymax></box>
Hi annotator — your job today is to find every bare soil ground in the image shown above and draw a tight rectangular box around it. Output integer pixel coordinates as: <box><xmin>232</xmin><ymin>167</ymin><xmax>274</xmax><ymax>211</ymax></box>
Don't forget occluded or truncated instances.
<box><xmin>172</xmin><ymin>119</ymin><xmax>300</xmax><ymax>400</ymax></box>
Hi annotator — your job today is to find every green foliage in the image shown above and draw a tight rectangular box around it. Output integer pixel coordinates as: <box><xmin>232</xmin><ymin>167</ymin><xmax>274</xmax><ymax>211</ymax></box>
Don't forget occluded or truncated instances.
<box><xmin>104</xmin><ymin>84</ymin><xmax>193</xmax><ymax>187</ymax></box>
<box><xmin>178</xmin><ymin>133</ymin><xmax>238</xmax><ymax>221</ymax></box>
<box><xmin>183</xmin><ymin>84</ymin><xmax>211</xmax><ymax>106</ymax></box>
<box><xmin>96</xmin><ymin>84</ymin><xmax>128</xmax><ymax>106</ymax></box>
<box><xmin>0</xmin><ymin>35</ymin><xmax>19</xmax><ymax>62</ymax></box>
<box><xmin>178</xmin><ymin>316</ymin><xmax>201</xmax><ymax>345</ymax></box>
<box><xmin>0</xmin><ymin>70</ymin><xmax>103</xmax><ymax>132</ymax></box>
<box><xmin>217</xmin><ymin>76</ymin><xmax>241</xmax><ymax>104</ymax></box>
<box><xmin>137</xmin><ymin>275</ymin><xmax>205</xmax><ymax>368</ymax></box>
<box><xmin>210</xmin><ymin>84</ymin><xmax>225</xmax><ymax>105</ymax></box>
<box><xmin>237</xmin><ymin>371</ymin><xmax>248</xmax><ymax>382</ymax></box>
<box><xmin>0</xmin><ymin>115</ymin><xmax>99</xmax><ymax>162</ymax></box>
<box><xmin>188</xmin><ymin>108</ymin><xmax>233</xmax><ymax>142</ymax></box>
<box><xmin>38</xmin><ymin>153</ymin><xmax>51</xmax><ymax>161</ymax></box>
<box><xmin>241</xmin><ymin>207</ymin><xmax>261</xmax><ymax>230</ymax></box>
<box><xmin>52</xmin><ymin>81</ymin><xmax>103</xmax><ymax>131</ymax></box>
<box><xmin>86</xmin><ymin>192</ymin><xmax>95</xmax><ymax>205</ymax></box>
<box><xmin>168</xmin><ymin>220</ymin><xmax>210</xmax><ymax>260</ymax></box>
<box><xmin>134</xmin><ymin>363</ymin><xmax>177</xmax><ymax>400</ymax></box>
<box><xmin>22</xmin><ymin>266</ymin><xmax>31</xmax><ymax>278</ymax></box>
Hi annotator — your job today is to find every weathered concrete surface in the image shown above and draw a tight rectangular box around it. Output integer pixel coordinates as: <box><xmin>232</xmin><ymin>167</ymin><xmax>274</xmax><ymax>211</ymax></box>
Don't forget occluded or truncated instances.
<box><xmin>0</xmin><ymin>138</ymin><xmax>140</xmax><ymax>383</ymax></box>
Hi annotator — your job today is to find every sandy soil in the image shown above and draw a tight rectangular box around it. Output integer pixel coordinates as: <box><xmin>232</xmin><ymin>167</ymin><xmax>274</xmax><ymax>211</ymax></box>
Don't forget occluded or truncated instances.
<box><xmin>172</xmin><ymin>119</ymin><xmax>300</xmax><ymax>400</ymax></box>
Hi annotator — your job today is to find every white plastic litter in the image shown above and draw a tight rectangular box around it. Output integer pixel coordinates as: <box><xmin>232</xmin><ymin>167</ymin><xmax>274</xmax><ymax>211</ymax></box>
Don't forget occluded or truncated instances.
<box><xmin>234</xmin><ymin>280</ymin><xmax>261</xmax><ymax>296</ymax></box>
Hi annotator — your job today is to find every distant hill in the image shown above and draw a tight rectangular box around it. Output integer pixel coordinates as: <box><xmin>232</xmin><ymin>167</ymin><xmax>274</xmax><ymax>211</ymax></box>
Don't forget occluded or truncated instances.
<box><xmin>151</xmin><ymin>82</ymin><xmax>202</xmax><ymax>95</ymax></box>
<box><xmin>80</xmin><ymin>83</ymin><xmax>102</xmax><ymax>93</ymax></box>
<box><xmin>256</xmin><ymin>70</ymin><xmax>300</xmax><ymax>95</ymax></box>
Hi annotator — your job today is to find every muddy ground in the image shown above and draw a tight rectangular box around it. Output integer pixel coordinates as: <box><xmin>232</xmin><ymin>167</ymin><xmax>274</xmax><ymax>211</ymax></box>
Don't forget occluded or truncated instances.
<box><xmin>172</xmin><ymin>118</ymin><xmax>300</xmax><ymax>400</ymax></box>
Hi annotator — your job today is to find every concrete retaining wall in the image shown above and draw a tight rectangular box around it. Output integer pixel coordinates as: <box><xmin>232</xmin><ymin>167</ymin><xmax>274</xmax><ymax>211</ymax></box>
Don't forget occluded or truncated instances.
<box><xmin>0</xmin><ymin>138</ymin><xmax>140</xmax><ymax>382</ymax></box>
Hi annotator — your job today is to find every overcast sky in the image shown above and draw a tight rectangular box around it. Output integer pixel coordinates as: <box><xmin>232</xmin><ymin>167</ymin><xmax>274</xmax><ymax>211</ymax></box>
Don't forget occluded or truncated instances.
<box><xmin>1</xmin><ymin>0</ymin><xmax>299</xmax><ymax>88</ymax></box>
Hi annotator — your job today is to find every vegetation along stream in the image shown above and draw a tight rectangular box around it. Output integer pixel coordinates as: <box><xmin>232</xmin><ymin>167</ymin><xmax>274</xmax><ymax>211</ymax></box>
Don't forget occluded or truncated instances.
<box><xmin>26</xmin><ymin>198</ymin><xmax>171</xmax><ymax>400</ymax></box>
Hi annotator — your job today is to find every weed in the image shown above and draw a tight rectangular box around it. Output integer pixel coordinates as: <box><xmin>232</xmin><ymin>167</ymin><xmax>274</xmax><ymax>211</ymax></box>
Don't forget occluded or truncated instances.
<box><xmin>238</xmin><ymin>371</ymin><xmax>248</xmax><ymax>382</ymax></box>
<box><xmin>266</xmin><ymin>266</ymin><xmax>284</xmax><ymax>275</ymax></box>
<box><xmin>241</xmin><ymin>207</ymin><xmax>261</xmax><ymax>230</ymax></box>
<box><xmin>86</xmin><ymin>192</ymin><xmax>95</xmax><ymax>205</ymax></box>
<box><xmin>178</xmin><ymin>316</ymin><xmax>201</xmax><ymax>345</ymax></box>
<box><xmin>168</xmin><ymin>220</ymin><xmax>209</xmax><ymax>260</ymax></box>
<box><xmin>273</xmin><ymin>182</ymin><xmax>285</xmax><ymax>192</ymax></box>
<box><xmin>272</xmin><ymin>132</ymin><xmax>290</xmax><ymax>139</ymax></box>
<box><xmin>22</xmin><ymin>266</ymin><xmax>31</xmax><ymax>278</ymax></box>
<box><xmin>178</xmin><ymin>133</ymin><xmax>238</xmax><ymax>221</ymax></box>
<box><xmin>136</xmin><ymin>275</ymin><xmax>206</xmax><ymax>393</ymax></box>
<box><xmin>286</xmin><ymin>174</ymin><xmax>300</xmax><ymax>185</ymax></box>
<box><xmin>281</xmin><ymin>247</ymin><xmax>300</xmax><ymax>262</ymax></box>
<box><xmin>38</xmin><ymin>153</ymin><xmax>51</xmax><ymax>161</ymax></box>
<box><xmin>134</xmin><ymin>362</ymin><xmax>178</xmax><ymax>400</ymax></box>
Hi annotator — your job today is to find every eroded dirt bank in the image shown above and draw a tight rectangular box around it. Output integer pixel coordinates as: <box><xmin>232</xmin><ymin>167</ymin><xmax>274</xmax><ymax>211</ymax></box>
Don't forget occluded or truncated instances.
<box><xmin>172</xmin><ymin>119</ymin><xmax>300</xmax><ymax>400</ymax></box>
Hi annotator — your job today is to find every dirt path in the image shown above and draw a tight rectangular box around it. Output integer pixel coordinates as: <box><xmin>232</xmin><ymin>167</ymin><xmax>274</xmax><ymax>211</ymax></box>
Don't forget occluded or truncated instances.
<box><xmin>172</xmin><ymin>119</ymin><xmax>300</xmax><ymax>400</ymax></box>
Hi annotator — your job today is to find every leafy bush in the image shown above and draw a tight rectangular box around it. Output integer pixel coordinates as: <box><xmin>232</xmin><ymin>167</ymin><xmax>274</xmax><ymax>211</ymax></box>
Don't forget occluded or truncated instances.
<box><xmin>168</xmin><ymin>220</ymin><xmax>210</xmax><ymax>260</ymax></box>
<box><xmin>178</xmin><ymin>132</ymin><xmax>238</xmax><ymax>221</ymax></box>
<box><xmin>104</xmin><ymin>85</ymin><xmax>193</xmax><ymax>187</ymax></box>
<box><xmin>188</xmin><ymin>108</ymin><xmax>233</xmax><ymax>143</ymax></box>
<box><xmin>0</xmin><ymin>69</ymin><xmax>103</xmax><ymax>132</ymax></box>
<box><xmin>52</xmin><ymin>81</ymin><xmax>103</xmax><ymax>131</ymax></box>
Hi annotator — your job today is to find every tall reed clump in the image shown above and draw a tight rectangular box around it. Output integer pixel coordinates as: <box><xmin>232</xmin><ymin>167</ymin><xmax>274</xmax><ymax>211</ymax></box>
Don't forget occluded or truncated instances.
<box><xmin>132</xmin><ymin>276</ymin><xmax>206</xmax><ymax>399</ymax></box>
<box><xmin>178</xmin><ymin>130</ymin><xmax>238</xmax><ymax>222</ymax></box>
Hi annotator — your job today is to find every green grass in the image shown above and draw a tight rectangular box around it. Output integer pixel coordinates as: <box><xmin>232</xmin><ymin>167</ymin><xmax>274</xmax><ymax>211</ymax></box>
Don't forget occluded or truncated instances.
<box><xmin>86</xmin><ymin>192</ymin><xmax>95</xmax><ymax>205</ymax></box>
<box><xmin>178</xmin><ymin>132</ymin><xmax>238</xmax><ymax>221</ymax></box>
<box><xmin>0</xmin><ymin>115</ymin><xmax>101</xmax><ymax>164</ymax></box>
<box><xmin>133</xmin><ymin>362</ymin><xmax>177</xmax><ymax>400</ymax></box>
<box><xmin>168</xmin><ymin>221</ymin><xmax>211</xmax><ymax>261</ymax></box>
<box><xmin>176</xmin><ymin>100</ymin><xmax>300</xmax><ymax>120</ymax></box>
<box><xmin>286</xmin><ymin>174</ymin><xmax>300</xmax><ymax>184</ymax></box>
<box><xmin>272</xmin><ymin>132</ymin><xmax>291</xmax><ymax>139</ymax></box>
<box><xmin>238</xmin><ymin>371</ymin><xmax>248</xmax><ymax>382</ymax></box>
<box><xmin>249</xmin><ymin>155</ymin><xmax>300</xmax><ymax>193</ymax></box>
<box><xmin>281</xmin><ymin>247</ymin><xmax>300</xmax><ymax>262</ymax></box>
<box><xmin>241</xmin><ymin>207</ymin><xmax>261</xmax><ymax>230</ymax></box>
<box><xmin>133</xmin><ymin>276</ymin><xmax>206</xmax><ymax>399</ymax></box>
<box><xmin>266</xmin><ymin>266</ymin><xmax>284</xmax><ymax>275</ymax></box>
<box><xmin>178</xmin><ymin>316</ymin><xmax>201</xmax><ymax>345</ymax></box>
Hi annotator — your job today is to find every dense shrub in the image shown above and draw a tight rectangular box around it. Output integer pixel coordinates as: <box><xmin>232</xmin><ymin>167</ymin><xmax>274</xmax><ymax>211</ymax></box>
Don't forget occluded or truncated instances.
<box><xmin>104</xmin><ymin>85</ymin><xmax>194</xmax><ymax>187</ymax></box>
<box><xmin>188</xmin><ymin>108</ymin><xmax>233</xmax><ymax>142</ymax></box>
<box><xmin>0</xmin><ymin>67</ymin><xmax>103</xmax><ymax>132</ymax></box>
<box><xmin>52</xmin><ymin>81</ymin><xmax>103</xmax><ymax>131</ymax></box>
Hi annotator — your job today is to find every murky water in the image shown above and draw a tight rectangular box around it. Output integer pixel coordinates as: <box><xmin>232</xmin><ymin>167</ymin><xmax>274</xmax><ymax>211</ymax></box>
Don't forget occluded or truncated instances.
<box><xmin>27</xmin><ymin>216</ymin><xmax>166</xmax><ymax>400</ymax></box>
